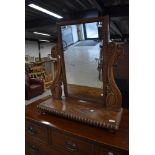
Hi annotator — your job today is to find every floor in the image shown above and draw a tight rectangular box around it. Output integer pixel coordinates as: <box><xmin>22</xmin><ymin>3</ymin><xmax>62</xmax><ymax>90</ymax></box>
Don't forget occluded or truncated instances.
<box><xmin>64</xmin><ymin>41</ymin><xmax>102</xmax><ymax>88</ymax></box>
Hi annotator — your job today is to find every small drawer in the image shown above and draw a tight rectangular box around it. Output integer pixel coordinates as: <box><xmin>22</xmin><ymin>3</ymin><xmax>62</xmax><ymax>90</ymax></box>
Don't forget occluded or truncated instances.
<box><xmin>26</xmin><ymin>140</ymin><xmax>52</xmax><ymax>155</ymax></box>
<box><xmin>25</xmin><ymin>120</ymin><xmax>48</xmax><ymax>143</ymax></box>
<box><xmin>26</xmin><ymin>138</ymin><xmax>74</xmax><ymax>155</ymax></box>
<box><xmin>101</xmin><ymin>148</ymin><xmax>129</xmax><ymax>155</ymax></box>
<box><xmin>51</xmin><ymin>130</ymin><xmax>93</xmax><ymax>155</ymax></box>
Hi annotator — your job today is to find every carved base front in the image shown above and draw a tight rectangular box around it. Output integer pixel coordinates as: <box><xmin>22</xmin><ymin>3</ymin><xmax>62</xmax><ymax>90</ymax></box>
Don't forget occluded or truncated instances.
<box><xmin>37</xmin><ymin>97</ymin><xmax>123</xmax><ymax>131</ymax></box>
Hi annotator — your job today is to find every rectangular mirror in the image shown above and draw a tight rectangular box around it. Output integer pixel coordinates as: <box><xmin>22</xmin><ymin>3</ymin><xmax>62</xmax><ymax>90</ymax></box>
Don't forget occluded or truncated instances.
<box><xmin>57</xmin><ymin>17</ymin><xmax>109</xmax><ymax>103</ymax></box>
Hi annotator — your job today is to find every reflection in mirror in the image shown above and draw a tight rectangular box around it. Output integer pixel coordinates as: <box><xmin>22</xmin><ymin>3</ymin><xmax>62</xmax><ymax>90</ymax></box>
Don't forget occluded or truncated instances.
<box><xmin>61</xmin><ymin>22</ymin><xmax>104</xmax><ymax>102</ymax></box>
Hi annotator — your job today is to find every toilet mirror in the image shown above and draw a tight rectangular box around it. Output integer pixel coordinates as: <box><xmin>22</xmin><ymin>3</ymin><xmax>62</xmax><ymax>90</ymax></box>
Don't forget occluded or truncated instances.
<box><xmin>57</xmin><ymin>17</ymin><xmax>110</xmax><ymax>103</ymax></box>
<box><xmin>38</xmin><ymin>16</ymin><xmax>123</xmax><ymax>130</ymax></box>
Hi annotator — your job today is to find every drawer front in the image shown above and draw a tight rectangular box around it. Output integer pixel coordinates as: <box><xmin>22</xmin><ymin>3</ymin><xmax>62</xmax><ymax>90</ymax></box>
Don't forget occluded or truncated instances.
<box><xmin>26</xmin><ymin>140</ymin><xmax>49</xmax><ymax>155</ymax></box>
<box><xmin>93</xmin><ymin>145</ymin><xmax>128</xmax><ymax>155</ymax></box>
<box><xmin>101</xmin><ymin>148</ymin><xmax>129</xmax><ymax>155</ymax></box>
<box><xmin>51</xmin><ymin>130</ymin><xmax>93</xmax><ymax>155</ymax></box>
<box><xmin>26</xmin><ymin>139</ymin><xmax>78</xmax><ymax>155</ymax></box>
<box><xmin>25</xmin><ymin>120</ymin><xmax>48</xmax><ymax>143</ymax></box>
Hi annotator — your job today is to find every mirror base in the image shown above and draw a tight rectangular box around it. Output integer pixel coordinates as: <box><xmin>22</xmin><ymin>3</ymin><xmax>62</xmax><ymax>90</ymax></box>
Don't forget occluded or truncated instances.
<box><xmin>37</xmin><ymin>97</ymin><xmax>123</xmax><ymax>131</ymax></box>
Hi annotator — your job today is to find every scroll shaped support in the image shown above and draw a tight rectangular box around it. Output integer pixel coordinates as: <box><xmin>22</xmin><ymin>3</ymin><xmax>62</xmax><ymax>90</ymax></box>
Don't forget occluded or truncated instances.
<box><xmin>106</xmin><ymin>42</ymin><xmax>124</xmax><ymax>111</ymax></box>
<box><xmin>50</xmin><ymin>55</ymin><xmax>63</xmax><ymax>99</ymax></box>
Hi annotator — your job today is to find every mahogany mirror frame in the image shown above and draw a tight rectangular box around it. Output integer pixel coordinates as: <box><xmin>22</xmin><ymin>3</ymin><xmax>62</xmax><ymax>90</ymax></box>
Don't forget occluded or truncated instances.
<box><xmin>52</xmin><ymin>16</ymin><xmax>123</xmax><ymax>111</ymax></box>
<box><xmin>37</xmin><ymin>16</ymin><xmax>125</xmax><ymax>131</ymax></box>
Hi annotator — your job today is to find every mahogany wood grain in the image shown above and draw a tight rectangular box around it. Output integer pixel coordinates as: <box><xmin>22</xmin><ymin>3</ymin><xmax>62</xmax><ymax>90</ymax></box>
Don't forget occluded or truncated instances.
<box><xmin>26</xmin><ymin>96</ymin><xmax>129</xmax><ymax>154</ymax></box>
<box><xmin>114</xmin><ymin>43</ymin><xmax>129</xmax><ymax>80</ymax></box>
<box><xmin>25</xmin><ymin>120</ymin><xmax>48</xmax><ymax>143</ymax></box>
<box><xmin>26</xmin><ymin>135</ymin><xmax>67</xmax><ymax>155</ymax></box>
<box><xmin>67</xmin><ymin>84</ymin><xmax>103</xmax><ymax>103</ymax></box>
<box><xmin>26</xmin><ymin>138</ymin><xmax>52</xmax><ymax>155</ymax></box>
<box><xmin>37</xmin><ymin>97</ymin><xmax>123</xmax><ymax>130</ymax></box>
<box><xmin>51</xmin><ymin>130</ymin><xmax>93</xmax><ymax>155</ymax></box>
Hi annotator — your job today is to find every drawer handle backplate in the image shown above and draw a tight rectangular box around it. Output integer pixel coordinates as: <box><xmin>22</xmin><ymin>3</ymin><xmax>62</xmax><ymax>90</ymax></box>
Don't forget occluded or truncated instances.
<box><xmin>64</xmin><ymin>141</ymin><xmax>77</xmax><ymax>152</ymax></box>
<box><xmin>28</xmin><ymin>126</ymin><xmax>37</xmax><ymax>135</ymax></box>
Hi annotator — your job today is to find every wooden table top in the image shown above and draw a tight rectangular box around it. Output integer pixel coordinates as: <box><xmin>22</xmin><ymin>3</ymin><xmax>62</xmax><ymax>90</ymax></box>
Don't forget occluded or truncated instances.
<box><xmin>26</xmin><ymin>95</ymin><xmax>129</xmax><ymax>152</ymax></box>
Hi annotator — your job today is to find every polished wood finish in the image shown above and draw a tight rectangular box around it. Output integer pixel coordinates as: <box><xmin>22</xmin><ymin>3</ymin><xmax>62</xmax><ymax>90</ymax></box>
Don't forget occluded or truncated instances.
<box><xmin>114</xmin><ymin>43</ymin><xmax>129</xmax><ymax>80</ymax></box>
<box><xmin>38</xmin><ymin>97</ymin><xmax>123</xmax><ymax>130</ymax></box>
<box><xmin>26</xmin><ymin>137</ymin><xmax>52</xmax><ymax>155</ymax></box>
<box><xmin>51</xmin><ymin>130</ymin><xmax>93</xmax><ymax>155</ymax></box>
<box><xmin>26</xmin><ymin>96</ymin><xmax>129</xmax><ymax>155</ymax></box>
<box><xmin>106</xmin><ymin>42</ymin><xmax>125</xmax><ymax>111</ymax></box>
<box><xmin>67</xmin><ymin>84</ymin><xmax>103</xmax><ymax>103</ymax></box>
<box><xmin>25</xmin><ymin>120</ymin><xmax>48</xmax><ymax>143</ymax></box>
<box><xmin>50</xmin><ymin>55</ymin><xmax>63</xmax><ymax>99</ymax></box>
<box><xmin>41</xmin><ymin>16</ymin><xmax>126</xmax><ymax>131</ymax></box>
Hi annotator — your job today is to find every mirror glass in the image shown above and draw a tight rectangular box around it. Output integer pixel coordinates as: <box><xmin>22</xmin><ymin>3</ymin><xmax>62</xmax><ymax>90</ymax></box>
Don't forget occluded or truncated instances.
<box><xmin>61</xmin><ymin>21</ymin><xmax>104</xmax><ymax>102</ymax></box>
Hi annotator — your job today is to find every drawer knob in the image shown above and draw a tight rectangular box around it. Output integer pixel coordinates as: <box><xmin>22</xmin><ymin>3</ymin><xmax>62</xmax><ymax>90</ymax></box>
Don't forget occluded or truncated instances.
<box><xmin>28</xmin><ymin>126</ymin><xmax>36</xmax><ymax>135</ymax></box>
<box><xmin>108</xmin><ymin>152</ymin><xmax>114</xmax><ymax>155</ymax></box>
<box><xmin>64</xmin><ymin>141</ymin><xmax>77</xmax><ymax>152</ymax></box>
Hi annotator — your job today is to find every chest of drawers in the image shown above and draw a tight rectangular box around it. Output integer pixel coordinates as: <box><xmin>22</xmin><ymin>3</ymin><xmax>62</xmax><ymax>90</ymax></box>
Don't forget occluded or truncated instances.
<box><xmin>26</xmin><ymin>96</ymin><xmax>129</xmax><ymax>155</ymax></box>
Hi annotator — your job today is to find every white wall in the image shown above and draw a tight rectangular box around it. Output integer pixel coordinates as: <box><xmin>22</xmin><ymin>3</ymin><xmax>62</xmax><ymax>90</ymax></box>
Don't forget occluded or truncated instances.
<box><xmin>77</xmin><ymin>24</ymin><xmax>85</xmax><ymax>41</ymax></box>
<box><xmin>25</xmin><ymin>40</ymin><xmax>39</xmax><ymax>57</ymax></box>
<box><xmin>71</xmin><ymin>25</ymin><xmax>78</xmax><ymax>43</ymax></box>
<box><xmin>40</xmin><ymin>42</ymin><xmax>56</xmax><ymax>57</ymax></box>
<box><xmin>25</xmin><ymin>40</ymin><xmax>56</xmax><ymax>58</ymax></box>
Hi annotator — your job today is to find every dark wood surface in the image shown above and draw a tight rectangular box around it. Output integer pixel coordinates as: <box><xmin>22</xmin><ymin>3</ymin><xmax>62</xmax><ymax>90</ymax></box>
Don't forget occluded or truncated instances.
<box><xmin>67</xmin><ymin>84</ymin><xmax>103</xmax><ymax>103</ymax></box>
<box><xmin>26</xmin><ymin>95</ymin><xmax>129</xmax><ymax>153</ymax></box>
<box><xmin>114</xmin><ymin>43</ymin><xmax>129</xmax><ymax>80</ymax></box>
<box><xmin>37</xmin><ymin>96</ymin><xmax>123</xmax><ymax>130</ymax></box>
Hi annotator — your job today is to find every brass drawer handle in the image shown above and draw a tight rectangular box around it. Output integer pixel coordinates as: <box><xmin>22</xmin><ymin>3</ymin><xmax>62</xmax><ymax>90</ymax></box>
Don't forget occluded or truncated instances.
<box><xmin>27</xmin><ymin>126</ymin><xmax>37</xmax><ymax>135</ymax></box>
<box><xmin>64</xmin><ymin>141</ymin><xmax>77</xmax><ymax>152</ymax></box>
<box><xmin>29</xmin><ymin>144</ymin><xmax>39</xmax><ymax>153</ymax></box>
